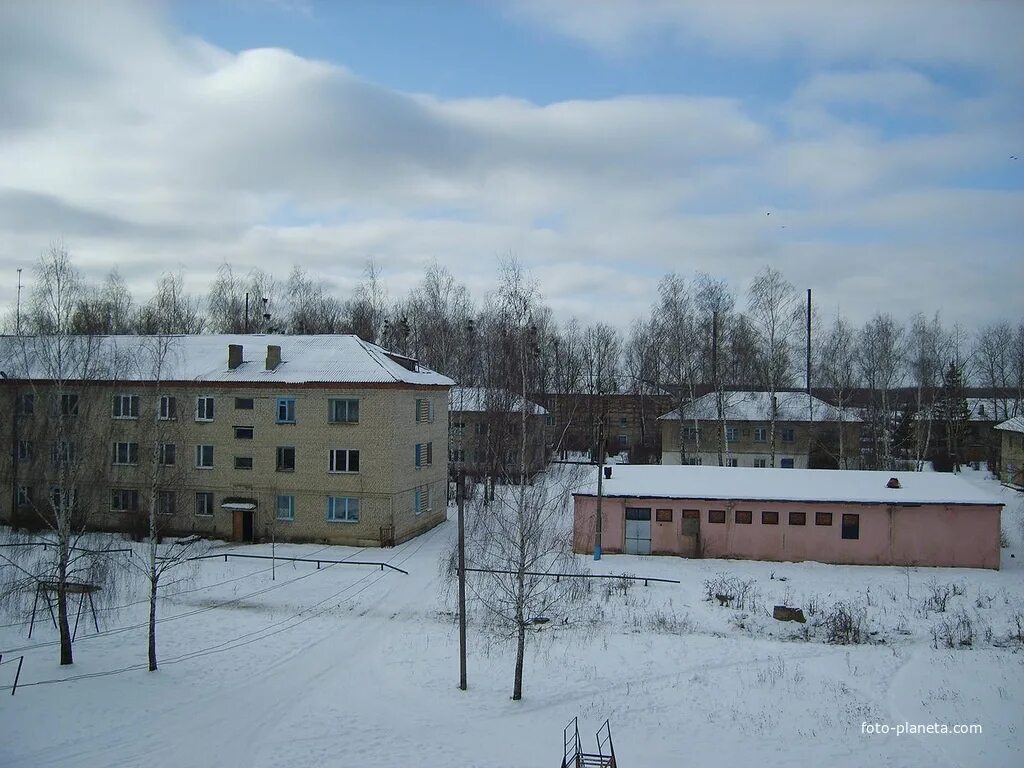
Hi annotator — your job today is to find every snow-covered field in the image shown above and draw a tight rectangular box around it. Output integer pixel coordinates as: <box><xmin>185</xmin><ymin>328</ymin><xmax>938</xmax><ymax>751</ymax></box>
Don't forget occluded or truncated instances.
<box><xmin>2</xmin><ymin>468</ymin><xmax>1023</xmax><ymax>768</ymax></box>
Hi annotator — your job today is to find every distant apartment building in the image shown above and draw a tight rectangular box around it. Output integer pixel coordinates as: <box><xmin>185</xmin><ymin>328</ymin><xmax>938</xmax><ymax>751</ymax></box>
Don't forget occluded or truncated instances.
<box><xmin>994</xmin><ymin>416</ymin><xmax>1024</xmax><ymax>487</ymax></box>
<box><xmin>659</xmin><ymin>390</ymin><xmax>862</xmax><ymax>469</ymax></box>
<box><xmin>448</xmin><ymin>387</ymin><xmax>549</xmax><ymax>479</ymax></box>
<box><xmin>1</xmin><ymin>335</ymin><xmax>453</xmax><ymax>546</ymax></box>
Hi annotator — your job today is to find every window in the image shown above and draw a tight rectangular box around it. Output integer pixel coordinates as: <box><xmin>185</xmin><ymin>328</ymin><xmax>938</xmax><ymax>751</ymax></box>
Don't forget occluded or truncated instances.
<box><xmin>842</xmin><ymin>513</ymin><xmax>860</xmax><ymax>540</ymax></box>
<box><xmin>234</xmin><ymin>456</ymin><xmax>253</xmax><ymax>470</ymax></box>
<box><xmin>112</xmin><ymin>394</ymin><xmax>139</xmax><ymax>419</ymax></box>
<box><xmin>726</xmin><ymin>458</ymin><xmax>738</xmax><ymax>468</ymax></box>
<box><xmin>235</xmin><ymin>397</ymin><xmax>254</xmax><ymax>410</ymax></box>
<box><xmin>60</xmin><ymin>393</ymin><xmax>79</xmax><ymax>416</ymax></box>
<box><xmin>753</xmin><ymin>458</ymin><xmax>767</xmax><ymax>468</ymax></box>
<box><xmin>682</xmin><ymin>456</ymin><xmax>702</xmax><ymax>466</ymax></box>
<box><xmin>451</xmin><ymin>421</ymin><xmax>466</xmax><ymax>437</ymax></box>
<box><xmin>415</xmin><ymin>442</ymin><xmax>433</xmax><ymax>468</ymax></box>
<box><xmin>195</xmin><ymin>492</ymin><xmax>214</xmax><ymax>516</ymax></box>
<box><xmin>326</xmin><ymin>496</ymin><xmax>359</xmax><ymax>523</ymax></box>
<box><xmin>708</xmin><ymin>509</ymin><xmax>726</xmax><ymax>524</ymax></box>
<box><xmin>781</xmin><ymin>428</ymin><xmax>795</xmax><ymax>443</ymax></box>
<box><xmin>17</xmin><ymin>486</ymin><xmax>30</xmax><ymax>507</ymax></box>
<box><xmin>276</xmin><ymin>494</ymin><xmax>295</xmax><ymax>521</ymax></box>
<box><xmin>815</xmin><ymin>512</ymin><xmax>833</xmax><ymax>526</ymax></box>
<box><xmin>16</xmin><ymin>393</ymin><xmax>35</xmax><ymax>416</ymax></box>
<box><xmin>449</xmin><ymin>448</ymin><xmax>465</xmax><ymax>463</ymax></box>
<box><xmin>780</xmin><ymin>458</ymin><xmax>795</xmax><ymax>469</ymax></box>
<box><xmin>157</xmin><ymin>491</ymin><xmax>176</xmax><ymax>515</ymax></box>
<box><xmin>683</xmin><ymin>427</ymin><xmax>702</xmax><ymax>441</ymax></box>
<box><xmin>753</xmin><ymin>427</ymin><xmax>767</xmax><ymax>443</ymax></box>
<box><xmin>415</xmin><ymin>398</ymin><xmax>434</xmax><ymax>423</ymax></box>
<box><xmin>195</xmin><ymin>445</ymin><xmax>214</xmax><ymax>468</ymax></box>
<box><xmin>545</xmin><ymin>415</ymin><xmax>555</xmax><ymax>427</ymax></box>
<box><xmin>18</xmin><ymin>440</ymin><xmax>32</xmax><ymax>463</ymax></box>
<box><xmin>329</xmin><ymin>398</ymin><xmax>359</xmax><ymax>424</ymax></box>
<box><xmin>656</xmin><ymin>509</ymin><xmax>673</xmax><ymax>523</ymax></box>
<box><xmin>159</xmin><ymin>443</ymin><xmax>176</xmax><ymax>466</ymax></box>
<box><xmin>329</xmin><ymin>448</ymin><xmax>360</xmax><ymax>473</ymax></box>
<box><xmin>474</xmin><ymin>423</ymin><xmax>488</xmax><ymax>436</ymax></box>
<box><xmin>762</xmin><ymin>511</ymin><xmax>779</xmax><ymax>525</ymax></box>
<box><xmin>726</xmin><ymin>427</ymin><xmax>738</xmax><ymax>443</ymax></box>
<box><xmin>789</xmin><ymin>511</ymin><xmax>806</xmax><ymax>526</ymax></box>
<box><xmin>110</xmin><ymin>488</ymin><xmax>139</xmax><ymax>512</ymax></box>
<box><xmin>112</xmin><ymin>441</ymin><xmax>139</xmax><ymax>465</ymax></box>
<box><xmin>414</xmin><ymin>486</ymin><xmax>432</xmax><ymax>516</ymax></box>
<box><xmin>159</xmin><ymin>395</ymin><xmax>177</xmax><ymax>420</ymax></box>
<box><xmin>276</xmin><ymin>446</ymin><xmax>296</xmax><ymax>472</ymax></box>
<box><xmin>276</xmin><ymin>397</ymin><xmax>296</xmax><ymax>424</ymax></box>
<box><xmin>51</xmin><ymin>440</ymin><xmax>75</xmax><ymax>466</ymax></box>
<box><xmin>682</xmin><ymin>509</ymin><xmax>700</xmax><ymax>520</ymax></box>
<box><xmin>234</xmin><ymin>426</ymin><xmax>254</xmax><ymax>440</ymax></box>
<box><xmin>196</xmin><ymin>396</ymin><xmax>215</xmax><ymax>422</ymax></box>
<box><xmin>735</xmin><ymin>510</ymin><xmax>752</xmax><ymax>524</ymax></box>
<box><xmin>617</xmin><ymin>434</ymin><xmax>628</xmax><ymax>449</ymax></box>
<box><xmin>49</xmin><ymin>487</ymin><xmax>77</xmax><ymax>513</ymax></box>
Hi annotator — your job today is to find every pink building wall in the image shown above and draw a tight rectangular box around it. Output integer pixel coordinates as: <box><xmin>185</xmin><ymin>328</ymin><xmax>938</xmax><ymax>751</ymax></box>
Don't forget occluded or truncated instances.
<box><xmin>573</xmin><ymin>495</ymin><xmax>1001</xmax><ymax>569</ymax></box>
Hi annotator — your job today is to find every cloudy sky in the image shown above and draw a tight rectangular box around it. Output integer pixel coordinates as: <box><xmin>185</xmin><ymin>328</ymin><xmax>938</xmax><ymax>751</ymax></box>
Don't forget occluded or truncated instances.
<box><xmin>1</xmin><ymin>0</ymin><xmax>1022</xmax><ymax>329</ymax></box>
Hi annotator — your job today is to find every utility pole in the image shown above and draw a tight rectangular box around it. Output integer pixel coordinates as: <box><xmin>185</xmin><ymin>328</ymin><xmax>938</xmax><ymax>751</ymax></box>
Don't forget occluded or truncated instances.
<box><xmin>593</xmin><ymin>406</ymin><xmax>605</xmax><ymax>560</ymax></box>
<box><xmin>806</xmin><ymin>289</ymin><xmax>814</xmax><ymax>464</ymax></box>
<box><xmin>457</xmin><ymin>468</ymin><xmax>467</xmax><ymax>690</ymax></box>
<box><xmin>15</xmin><ymin>268</ymin><xmax>23</xmax><ymax>335</ymax></box>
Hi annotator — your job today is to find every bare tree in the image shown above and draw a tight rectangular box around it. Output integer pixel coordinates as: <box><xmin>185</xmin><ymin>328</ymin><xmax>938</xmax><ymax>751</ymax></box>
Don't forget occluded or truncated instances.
<box><xmin>135</xmin><ymin>270</ymin><xmax>205</xmax><ymax>334</ymax></box>
<box><xmin>907</xmin><ymin>313</ymin><xmax>950</xmax><ymax>470</ymax></box>
<box><xmin>0</xmin><ymin>243</ymin><xmax>126</xmax><ymax>665</ymax></box>
<box><xmin>858</xmin><ymin>313</ymin><xmax>906</xmax><ymax>470</ymax></box>
<box><xmin>747</xmin><ymin>266</ymin><xmax>800</xmax><ymax>467</ymax></box>
<box><xmin>282</xmin><ymin>266</ymin><xmax>345</xmax><ymax>334</ymax></box>
<box><xmin>346</xmin><ymin>258</ymin><xmax>388</xmax><ymax>343</ymax></box>
<box><xmin>652</xmin><ymin>274</ymin><xmax>700</xmax><ymax>464</ymax></box>
<box><xmin>817</xmin><ymin>315</ymin><xmax>861</xmax><ymax>468</ymax></box>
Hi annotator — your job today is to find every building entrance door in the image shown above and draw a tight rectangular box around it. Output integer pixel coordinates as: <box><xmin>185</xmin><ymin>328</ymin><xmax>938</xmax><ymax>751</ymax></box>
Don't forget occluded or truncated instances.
<box><xmin>624</xmin><ymin>508</ymin><xmax>652</xmax><ymax>555</ymax></box>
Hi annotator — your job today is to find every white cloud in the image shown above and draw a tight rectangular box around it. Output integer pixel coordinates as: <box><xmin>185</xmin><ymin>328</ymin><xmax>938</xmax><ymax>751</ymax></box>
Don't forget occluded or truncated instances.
<box><xmin>0</xmin><ymin>1</ymin><xmax>1020</xmax><ymax>336</ymax></box>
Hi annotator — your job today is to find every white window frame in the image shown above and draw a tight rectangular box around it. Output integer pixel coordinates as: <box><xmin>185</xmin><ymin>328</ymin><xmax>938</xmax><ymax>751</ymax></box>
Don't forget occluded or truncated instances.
<box><xmin>414</xmin><ymin>485</ymin><xmax>432</xmax><ymax>516</ymax></box>
<box><xmin>276</xmin><ymin>446</ymin><xmax>296</xmax><ymax>472</ymax></box>
<box><xmin>195</xmin><ymin>491</ymin><xmax>214</xmax><ymax>517</ymax></box>
<box><xmin>754</xmin><ymin>458</ymin><xmax>767</xmax><ymax>468</ymax></box>
<box><xmin>110</xmin><ymin>488</ymin><xmax>139</xmax><ymax>512</ymax></box>
<box><xmin>726</xmin><ymin>427</ymin><xmax>738</xmax><ymax>443</ymax></box>
<box><xmin>17</xmin><ymin>439</ymin><xmax>32</xmax><ymax>463</ymax></box>
<box><xmin>415</xmin><ymin>398</ymin><xmax>435</xmax><ymax>423</ymax></box>
<box><xmin>753</xmin><ymin>427</ymin><xmax>768</xmax><ymax>443</ymax></box>
<box><xmin>195</xmin><ymin>444</ymin><xmax>214</xmax><ymax>469</ymax></box>
<box><xmin>449</xmin><ymin>448</ymin><xmax>465</xmax><ymax>463</ymax></box>
<box><xmin>276</xmin><ymin>494</ymin><xmax>295</xmax><ymax>521</ymax></box>
<box><xmin>196</xmin><ymin>396</ymin><xmax>215</xmax><ymax>422</ymax></box>
<box><xmin>326</xmin><ymin>496</ymin><xmax>359</xmax><ymax>523</ymax></box>
<box><xmin>159</xmin><ymin>395</ymin><xmax>177</xmax><ymax>421</ymax></box>
<box><xmin>781</xmin><ymin>427</ymin><xmax>796</xmax><ymax>443</ymax></box>
<box><xmin>112</xmin><ymin>394</ymin><xmax>139</xmax><ymax>419</ymax></box>
<box><xmin>16</xmin><ymin>393</ymin><xmax>35</xmax><ymax>416</ymax></box>
<box><xmin>51</xmin><ymin>440</ymin><xmax>75</xmax><ymax>466</ymax></box>
<box><xmin>157</xmin><ymin>490</ymin><xmax>176</xmax><ymax>516</ymax></box>
<box><xmin>159</xmin><ymin>442</ymin><xmax>176</xmax><ymax>466</ymax></box>
<box><xmin>16</xmin><ymin>486</ymin><xmax>30</xmax><ymax>507</ymax></box>
<box><xmin>328</xmin><ymin>448</ymin><xmax>360</xmax><ymax>473</ymax></box>
<box><xmin>112</xmin><ymin>441</ymin><xmax>139</xmax><ymax>466</ymax></box>
<box><xmin>415</xmin><ymin>442</ymin><xmax>433</xmax><ymax>468</ymax></box>
<box><xmin>276</xmin><ymin>397</ymin><xmax>296</xmax><ymax>424</ymax></box>
<box><xmin>50</xmin><ymin>486</ymin><xmax>78</xmax><ymax>513</ymax></box>
<box><xmin>328</xmin><ymin>398</ymin><xmax>359</xmax><ymax>424</ymax></box>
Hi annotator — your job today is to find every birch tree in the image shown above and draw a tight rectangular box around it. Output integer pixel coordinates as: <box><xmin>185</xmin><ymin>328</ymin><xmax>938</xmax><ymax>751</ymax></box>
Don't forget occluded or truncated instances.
<box><xmin>747</xmin><ymin>266</ymin><xmax>800</xmax><ymax>467</ymax></box>
<box><xmin>818</xmin><ymin>315</ymin><xmax>860</xmax><ymax>468</ymax></box>
<box><xmin>858</xmin><ymin>313</ymin><xmax>905</xmax><ymax>470</ymax></box>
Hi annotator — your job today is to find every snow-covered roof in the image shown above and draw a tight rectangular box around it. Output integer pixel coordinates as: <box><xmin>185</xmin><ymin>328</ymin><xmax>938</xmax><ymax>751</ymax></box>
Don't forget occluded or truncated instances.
<box><xmin>994</xmin><ymin>416</ymin><xmax>1024</xmax><ymax>434</ymax></box>
<box><xmin>966</xmin><ymin>398</ymin><xmax>1021</xmax><ymax>422</ymax></box>
<box><xmin>574</xmin><ymin>465</ymin><xmax>1003</xmax><ymax>507</ymax></box>
<box><xmin>0</xmin><ymin>334</ymin><xmax>454</xmax><ymax>387</ymax></box>
<box><xmin>449</xmin><ymin>386</ymin><xmax>548</xmax><ymax>415</ymax></box>
<box><xmin>659</xmin><ymin>391</ymin><xmax>858</xmax><ymax>423</ymax></box>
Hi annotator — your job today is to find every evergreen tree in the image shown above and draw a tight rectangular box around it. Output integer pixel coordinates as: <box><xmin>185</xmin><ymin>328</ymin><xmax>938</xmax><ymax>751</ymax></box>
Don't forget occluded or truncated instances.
<box><xmin>933</xmin><ymin>361</ymin><xmax>971</xmax><ymax>471</ymax></box>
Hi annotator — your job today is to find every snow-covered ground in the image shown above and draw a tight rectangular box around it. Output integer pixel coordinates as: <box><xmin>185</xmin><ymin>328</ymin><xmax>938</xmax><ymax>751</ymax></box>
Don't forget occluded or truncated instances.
<box><xmin>2</xmin><ymin>467</ymin><xmax>1023</xmax><ymax>767</ymax></box>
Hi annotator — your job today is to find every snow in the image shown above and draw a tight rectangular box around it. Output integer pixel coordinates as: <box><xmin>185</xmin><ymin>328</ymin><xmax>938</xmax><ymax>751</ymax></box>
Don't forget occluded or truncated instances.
<box><xmin>449</xmin><ymin>386</ymin><xmax>549</xmax><ymax>415</ymax></box>
<box><xmin>0</xmin><ymin>334</ymin><xmax>454</xmax><ymax>386</ymax></box>
<box><xmin>995</xmin><ymin>416</ymin><xmax>1024</xmax><ymax>434</ymax></box>
<box><xmin>658</xmin><ymin>390</ymin><xmax>859</xmax><ymax>422</ymax></box>
<box><xmin>1</xmin><ymin>468</ymin><xmax>1022</xmax><ymax>767</ymax></box>
<box><xmin>575</xmin><ymin>464</ymin><xmax>1005</xmax><ymax>507</ymax></box>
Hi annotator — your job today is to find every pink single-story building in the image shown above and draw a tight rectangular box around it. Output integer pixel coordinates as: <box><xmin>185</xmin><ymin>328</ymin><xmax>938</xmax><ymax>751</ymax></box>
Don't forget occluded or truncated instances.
<box><xmin>573</xmin><ymin>466</ymin><xmax>1003</xmax><ymax>569</ymax></box>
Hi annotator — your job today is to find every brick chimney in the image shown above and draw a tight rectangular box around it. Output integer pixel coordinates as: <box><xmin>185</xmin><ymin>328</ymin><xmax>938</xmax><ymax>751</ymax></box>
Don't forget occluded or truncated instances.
<box><xmin>228</xmin><ymin>344</ymin><xmax>243</xmax><ymax>370</ymax></box>
<box><xmin>266</xmin><ymin>344</ymin><xmax>282</xmax><ymax>371</ymax></box>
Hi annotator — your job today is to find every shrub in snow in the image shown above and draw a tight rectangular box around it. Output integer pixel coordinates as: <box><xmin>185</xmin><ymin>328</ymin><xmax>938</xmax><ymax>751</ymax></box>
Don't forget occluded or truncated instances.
<box><xmin>822</xmin><ymin>601</ymin><xmax>870</xmax><ymax>645</ymax></box>
<box><xmin>703</xmin><ymin>574</ymin><xmax>761</xmax><ymax>613</ymax></box>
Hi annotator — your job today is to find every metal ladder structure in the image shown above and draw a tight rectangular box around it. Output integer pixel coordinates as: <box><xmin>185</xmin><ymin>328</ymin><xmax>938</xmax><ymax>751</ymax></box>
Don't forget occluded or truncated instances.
<box><xmin>561</xmin><ymin>717</ymin><xmax>617</xmax><ymax>768</ymax></box>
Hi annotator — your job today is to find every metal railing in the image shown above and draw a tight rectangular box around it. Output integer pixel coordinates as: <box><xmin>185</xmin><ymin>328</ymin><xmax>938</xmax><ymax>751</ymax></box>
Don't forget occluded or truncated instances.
<box><xmin>184</xmin><ymin>552</ymin><xmax>409</xmax><ymax>575</ymax></box>
<box><xmin>463</xmin><ymin>567</ymin><xmax>678</xmax><ymax>586</ymax></box>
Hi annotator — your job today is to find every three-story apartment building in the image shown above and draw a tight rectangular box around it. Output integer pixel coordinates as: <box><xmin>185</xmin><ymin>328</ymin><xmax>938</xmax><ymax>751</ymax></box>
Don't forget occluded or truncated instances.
<box><xmin>1</xmin><ymin>334</ymin><xmax>453</xmax><ymax>546</ymax></box>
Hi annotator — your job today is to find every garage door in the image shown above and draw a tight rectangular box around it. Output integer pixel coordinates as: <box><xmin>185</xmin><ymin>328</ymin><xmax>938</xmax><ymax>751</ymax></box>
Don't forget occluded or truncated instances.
<box><xmin>624</xmin><ymin>507</ymin><xmax>652</xmax><ymax>555</ymax></box>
